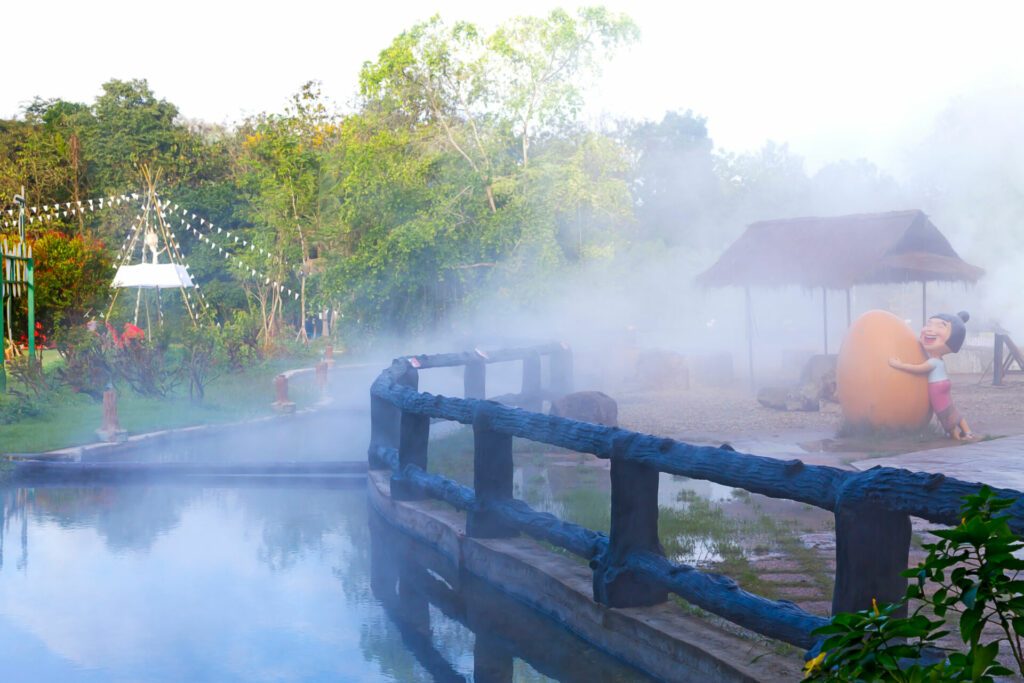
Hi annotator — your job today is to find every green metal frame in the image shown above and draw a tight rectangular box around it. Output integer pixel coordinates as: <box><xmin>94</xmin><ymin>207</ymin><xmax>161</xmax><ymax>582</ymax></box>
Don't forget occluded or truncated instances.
<box><xmin>1</xmin><ymin>244</ymin><xmax>34</xmax><ymax>393</ymax></box>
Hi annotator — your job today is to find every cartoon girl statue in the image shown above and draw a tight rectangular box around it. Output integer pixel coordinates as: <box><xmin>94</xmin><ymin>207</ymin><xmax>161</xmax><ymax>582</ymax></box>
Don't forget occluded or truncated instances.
<box><xmin>889</xmin><ymin>311</ymin><xmax>973</xmax><ymax>440</ymax></box>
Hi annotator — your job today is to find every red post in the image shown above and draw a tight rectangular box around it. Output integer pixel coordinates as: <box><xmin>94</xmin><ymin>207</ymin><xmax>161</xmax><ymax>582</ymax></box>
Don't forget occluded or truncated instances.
<box><xmin>272</xmin><ymin>374</ymin><xmax>296</xmax><ymax>413</ymax></box>
<box><xmin>315</xmin><ymin>361</ymin><xmax>328</xmax><ymax>398</ymax></box>
<box><xmin>96</xmin><ymin>387</ymin><xmax>127</xmax><ymax>442</ymax></box>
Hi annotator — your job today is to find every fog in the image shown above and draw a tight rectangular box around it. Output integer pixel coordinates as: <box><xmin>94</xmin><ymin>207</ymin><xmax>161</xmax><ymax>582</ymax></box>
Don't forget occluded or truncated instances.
<box><xmin>429</xmin><ymin>84</ymin><xmax>1024</xmax><ymax>388</ymax></box>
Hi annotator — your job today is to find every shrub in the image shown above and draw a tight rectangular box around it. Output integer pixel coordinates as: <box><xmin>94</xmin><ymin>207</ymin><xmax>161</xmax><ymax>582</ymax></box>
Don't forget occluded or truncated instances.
<box><xmin>179</xmin><ymin>326</ymin><xmax>224</xmax><ymax>402</ymax></box>
<box><xmin>109</xmin><ymin>324</ymin><xmax>180</xmax><ymax>397</ymax></box>
<box><xmin>0</xmin><ymin>392</ymin><xmax>44</xmax><ymax>424</ymax></box>
<box><xmin>220</xmin><ymin>309</ymin><xmax>261</xmax><ymax>370</ymax></box>
<box><xmin>55</xmin><ymin>324</ymin><xmax>114</xmax><ymax>399</ymax></box>
<box><xmin>806</xmin><ymin>487</ymin><xmax>1024</xmax><ymax>681</ymax></box>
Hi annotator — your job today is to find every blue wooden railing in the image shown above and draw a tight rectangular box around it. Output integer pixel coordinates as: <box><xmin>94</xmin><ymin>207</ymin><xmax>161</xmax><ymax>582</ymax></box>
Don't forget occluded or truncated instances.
<box><xmin>368</xmin><ymin>343</ymin><xmax>1024</xmax><ymax>651</ymax></box>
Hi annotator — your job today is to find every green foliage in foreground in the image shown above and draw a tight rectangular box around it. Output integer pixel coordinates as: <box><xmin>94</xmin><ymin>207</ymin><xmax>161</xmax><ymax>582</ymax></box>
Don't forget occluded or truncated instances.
<box><xmin>806</xmin><ymin>487</ymin><xmax>1024</xmax><ymax>681</ymax></box>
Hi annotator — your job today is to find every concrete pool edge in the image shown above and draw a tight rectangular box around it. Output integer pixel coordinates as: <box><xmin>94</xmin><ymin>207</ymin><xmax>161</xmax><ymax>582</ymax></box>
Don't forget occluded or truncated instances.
<box><xmin>367</xmin><ymin>469</ymin><xmax>804</xmax><ymax>683</ymax></box>
<box><xmin>3</xmin><ymin>403</ymin><xmax>367</xmax><ymax>463</ymax></box>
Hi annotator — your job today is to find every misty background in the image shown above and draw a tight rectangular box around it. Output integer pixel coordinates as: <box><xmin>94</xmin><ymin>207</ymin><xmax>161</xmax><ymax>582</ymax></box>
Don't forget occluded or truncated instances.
<box><xmin>1</xmin><ymin>4</ymin><xmax>1021</xmax><ymax>388</ymax></box>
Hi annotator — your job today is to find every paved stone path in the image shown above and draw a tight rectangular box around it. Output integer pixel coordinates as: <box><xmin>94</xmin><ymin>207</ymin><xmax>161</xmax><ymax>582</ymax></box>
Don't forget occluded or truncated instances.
<box><xmin>850</xmin><ymin>434</ymin><xmax>1024</xmax><ymax>490</ymax></box>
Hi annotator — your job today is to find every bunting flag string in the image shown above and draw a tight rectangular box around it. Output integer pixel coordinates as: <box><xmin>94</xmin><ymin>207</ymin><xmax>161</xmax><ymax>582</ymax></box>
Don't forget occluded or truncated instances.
<box><xmin>158</xmin><ymin>198</ymin><xmax>304</xmax><ymax>301</ymax></box>
<box><xmin>153</xmin><ymin>202</ymin><xmax>215</xmax><ymax>313</ymax></box>
<box><xmin>96</xmin><ymin>207</ymin><xmax>151</xmax><ymax>320</ymax></box>
<box><xmin>1</xmin><ymin>193</ymin><xmax>143</xmax><ymax>230</ymax></box>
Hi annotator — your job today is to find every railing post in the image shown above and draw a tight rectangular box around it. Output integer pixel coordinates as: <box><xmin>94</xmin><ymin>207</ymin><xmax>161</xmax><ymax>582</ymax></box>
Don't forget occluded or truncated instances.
<box><xmin>467</xmin><ymin>402</ymin><xmax>516</xmax><ymax>538</ymax></box>
<box><xmin>368</xmin><ymin>360</ymin><xmax>417</xmax><ymax>469</ymax></box>
<box><xmin>272</xmin><ymin>374</ymin><xmax>296</xmax><ymax>413</ymax></box>
<box><xmin>832</xmin><ymin>486</ymin><xmax>911</xmax><ymax>616</ymax></box>
<box><xmin>550</xmin><ymin>344</ymin><xmax>574</xmax><ymax>397</ymax></box>
<box><xmin>473</xmin><ymin>631</ymin><xmax>513</xmax><ymax>683</ymax></box>
<box><xmin>593</xmin><ymin>437</ymin><xmax>668</xmax><ymax>607</ymax></box>
<box><xmin>994</xmin><ymin>334</ymin><xmax>1005</xmax><ymax>386</ymax></box>
<box><xmin>315</xmin><ymin>361</ymin><xmax>329</xmax><ymax>398</ymax></box>
<box><xmin>520</xmin><ymin>352</ymin><xmax>542</xmax><ymax>412</ymax></box>
<box><xmin>391</xmin><ymin>407</ymin><xmax>430</xmax><ymax>501</ymax></box>
<box><xmin>465</xmin><ymin>359</ymin><xmax>486</xmax><ymax>399</ymax></box>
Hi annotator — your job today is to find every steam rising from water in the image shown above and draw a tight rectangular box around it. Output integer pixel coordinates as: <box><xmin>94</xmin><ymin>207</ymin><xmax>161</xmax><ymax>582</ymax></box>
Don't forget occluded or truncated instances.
<box><xmin>444</xmin><ymin>85</ymin><xmax>1024</xmax><ymax>382</ymax></box>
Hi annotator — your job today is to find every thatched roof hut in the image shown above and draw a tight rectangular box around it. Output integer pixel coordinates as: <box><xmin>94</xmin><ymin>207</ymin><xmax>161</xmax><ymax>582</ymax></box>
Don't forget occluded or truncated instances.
<box><xmin>696</xmin><ymin>210</ymin><xmax>984</xmax><ymax>382</ymax></box>
<box><xmin>697</xmin><ymin>210</ymin><xmax>983</xmax><ymax>289</ymax></box>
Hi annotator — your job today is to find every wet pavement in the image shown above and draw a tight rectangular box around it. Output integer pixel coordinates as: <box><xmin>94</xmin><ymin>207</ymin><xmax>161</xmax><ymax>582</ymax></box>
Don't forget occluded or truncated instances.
<box><xmin>849</xmin><ymin>434</ymin><xmax>1024</xmax><ymax>490</ymax></box>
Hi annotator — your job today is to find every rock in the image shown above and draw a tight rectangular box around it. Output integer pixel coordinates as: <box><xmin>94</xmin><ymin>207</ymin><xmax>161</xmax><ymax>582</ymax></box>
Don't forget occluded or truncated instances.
<box><xmin>757</xmin><ymin>386</ymin><xmax>820</xmax><ymax>412</ymax></box>
<box><xmin>634</xmin><ymin>349</ymin><xmax>689</xmax><ymax>390</ymax></box>
<box><xmin>690</xmin><ymin>352</ymin><xmax>733</xmax><ymax>386</ymax></box>
<box><xmin>800</xmin><ymin>354</ymin><xmax>837</xmax><ymax>403</ymax></box>
<box><xmin>757</xmin><ymin>355</ymin><xmax>837</xmax><ymax>412</ymax></box>
<box><xmin>550</xmin><ymin>391</ymin><xmax>619</xmax><ymax>427</ymax></box>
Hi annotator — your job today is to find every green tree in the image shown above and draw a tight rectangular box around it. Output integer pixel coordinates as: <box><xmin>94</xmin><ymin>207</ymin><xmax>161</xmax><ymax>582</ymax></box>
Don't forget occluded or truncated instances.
<box><xmin>31</xmin><ymin>231</ymin><xmax>112</xmax><ymax>330</ymax></box>
<box><xmin>81</xmin><ymin>79</ymin><xmax>191</xmax><ymax>194</ymax></box>
<box><xmin>627</xmin><ymin>110</ymin><xmax>722</xmax><ymax>248</ymax></box>
<box><xmin>236</xmin><ymin>82</ymin><xmax>341</xmax><ymax>347</ymax></box>
<box><xmin>488</xmin><ymin>6</ymin><xmax>639</xmax><ymax>166</ymax></box>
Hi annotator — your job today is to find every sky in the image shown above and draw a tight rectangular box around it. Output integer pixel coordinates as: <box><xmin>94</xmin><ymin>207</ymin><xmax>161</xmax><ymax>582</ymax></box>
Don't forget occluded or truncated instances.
<box><xmin>4</xmin><ymin>0</ymin><xmax>1022</xmax><ymax>174</ymax></box>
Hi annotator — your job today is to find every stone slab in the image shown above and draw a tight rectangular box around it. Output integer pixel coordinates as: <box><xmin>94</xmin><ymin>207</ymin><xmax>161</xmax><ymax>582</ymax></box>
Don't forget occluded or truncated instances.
<box><xmin>850</xmin><ymin>435</ymin><xmax>1024</xmax><ymax>491</ymax></box>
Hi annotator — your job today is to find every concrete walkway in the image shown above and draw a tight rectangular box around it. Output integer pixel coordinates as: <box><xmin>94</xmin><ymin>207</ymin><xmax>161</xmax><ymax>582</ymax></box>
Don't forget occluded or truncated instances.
<box><xmin>850</xmin><ymin>435</ymin><xmax>1024</xmax><ymax>491</ymax></box>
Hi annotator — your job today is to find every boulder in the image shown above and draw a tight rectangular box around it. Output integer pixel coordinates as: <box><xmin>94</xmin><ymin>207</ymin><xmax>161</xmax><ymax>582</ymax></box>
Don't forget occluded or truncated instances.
<box><xmin>550</xmin><ymin>391</ymin><xmax>619</xmax><ymax>427</ymax></box>
<box><xmin>800</xmin><ymin>354</ymin><xmax>837</xmax><ymax>403</ymax></box>
<box><xmin>634</xmin><ymin>349</ymin><xmax>689</xmax><ymax>390</ymax></box>
<box><xmin>757</xmin><ymin>386</ymin><xmax>820</xmax><ymax>412</ymax></box>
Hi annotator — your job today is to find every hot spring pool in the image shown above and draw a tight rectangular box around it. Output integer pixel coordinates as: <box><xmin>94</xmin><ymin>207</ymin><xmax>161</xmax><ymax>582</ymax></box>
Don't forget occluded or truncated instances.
<box><xmin>0</xmin><ymin>482</ymin><xmax>648</xmax><ymax>682</ymax></box>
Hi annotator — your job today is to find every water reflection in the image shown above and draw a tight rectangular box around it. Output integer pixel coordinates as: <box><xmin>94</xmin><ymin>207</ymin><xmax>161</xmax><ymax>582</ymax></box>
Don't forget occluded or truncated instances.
<box><xmin>365</xmin><ymin>512</ymin><xmax>652</xmax><ymax>683</ymax></box>
<box><xmin>0</xmin><ymin>482</ymin><xmax>649</xmax><ymax>682</ymax></box>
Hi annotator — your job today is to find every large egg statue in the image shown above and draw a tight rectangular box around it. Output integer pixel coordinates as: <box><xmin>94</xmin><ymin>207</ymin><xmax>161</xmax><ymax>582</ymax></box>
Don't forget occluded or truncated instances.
<box><xmin>836</xmin><ymin>310</ymin><xmax>930</xmax><ymax>431</ymax></box>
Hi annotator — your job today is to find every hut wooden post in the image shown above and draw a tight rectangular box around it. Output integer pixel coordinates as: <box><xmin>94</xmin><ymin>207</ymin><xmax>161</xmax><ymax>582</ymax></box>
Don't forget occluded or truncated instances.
<box><xmin>994</xmin><ymin>334</ymin><xmax>1005</xmax><ymax>386</ymax></box>
<box><xmin>745</xmin><ymin>287</ymin><xmax>754</xmax><ymax>387</ymax></box>
<box><xmin>822</xmin><ymin>286</ymin><xmax>829</xmax><ymax>355</ymax></box>
<box><xmin>922</xmin><ymin>281</ymin><xmax>928</xmax><ymax>327</ymax></box>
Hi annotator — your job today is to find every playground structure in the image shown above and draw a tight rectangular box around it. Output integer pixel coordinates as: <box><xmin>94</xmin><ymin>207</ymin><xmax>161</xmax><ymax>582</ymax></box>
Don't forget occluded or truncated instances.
<box><xmin>106</xmin><ymin>168</ymin><xmax>198</xmax><ymax>328</ymax></box>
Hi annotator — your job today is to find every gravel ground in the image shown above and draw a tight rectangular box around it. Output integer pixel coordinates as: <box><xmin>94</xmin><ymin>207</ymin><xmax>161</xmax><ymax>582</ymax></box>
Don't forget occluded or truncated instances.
<box><xmin>613</xmin><ymin>374</ymin><xmax>1024</xmax><ymax>467</ymax></box>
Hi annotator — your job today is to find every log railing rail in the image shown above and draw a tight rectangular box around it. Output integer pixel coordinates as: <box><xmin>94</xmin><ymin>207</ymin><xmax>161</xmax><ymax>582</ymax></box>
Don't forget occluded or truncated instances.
<box><xmin>368</xmin><ymin>343</ymin><xmax>1024</xmax><ymax>651</ymax></box>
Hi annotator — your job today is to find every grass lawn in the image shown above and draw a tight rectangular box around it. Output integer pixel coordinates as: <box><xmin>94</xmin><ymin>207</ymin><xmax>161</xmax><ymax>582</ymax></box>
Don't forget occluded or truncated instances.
<box><xmin>0</xmin><ymin>354</ymin><xmax>322</xmax><ymax>454</ymax></box>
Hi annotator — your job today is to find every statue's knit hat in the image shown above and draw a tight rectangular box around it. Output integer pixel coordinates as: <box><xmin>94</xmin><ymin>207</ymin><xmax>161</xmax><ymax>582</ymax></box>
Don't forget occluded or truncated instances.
<box><xmin>932</xmin><ymin>311</ymin><xmax>970</xmax><ymax>353</ymax></box>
